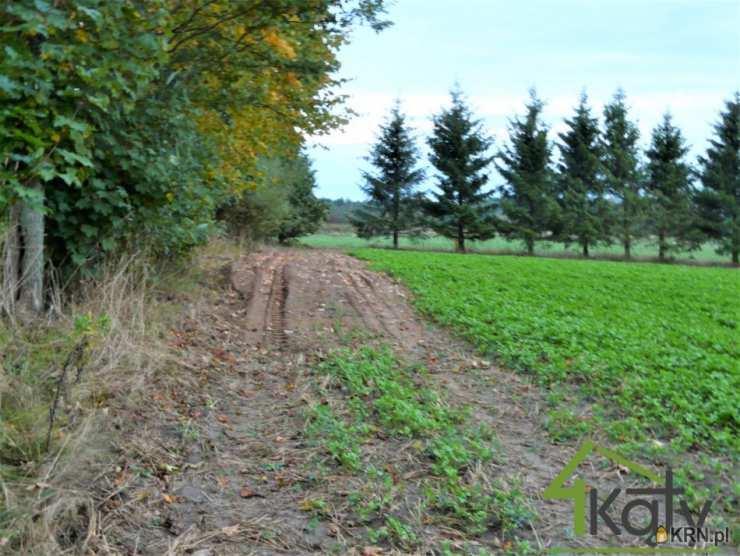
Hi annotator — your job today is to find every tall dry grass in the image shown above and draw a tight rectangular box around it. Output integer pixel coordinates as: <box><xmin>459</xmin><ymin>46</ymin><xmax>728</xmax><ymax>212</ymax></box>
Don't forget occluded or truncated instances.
<box><xmin>0</xmin><ymin>237</ymin><xmax>243</xmax><ymax>554</ymax></box>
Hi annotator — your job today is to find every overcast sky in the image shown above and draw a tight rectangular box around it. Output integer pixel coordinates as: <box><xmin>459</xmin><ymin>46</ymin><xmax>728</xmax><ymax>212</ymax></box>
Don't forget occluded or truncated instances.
<box><xmin>307</xmin><ymin>0</ymin><xmax>740</xmax><ymax>200</ymax></box>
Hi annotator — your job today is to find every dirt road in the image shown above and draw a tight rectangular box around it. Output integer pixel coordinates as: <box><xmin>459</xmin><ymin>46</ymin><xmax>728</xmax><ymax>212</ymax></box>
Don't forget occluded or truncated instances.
<box><xmin>230</xmin><ymin>249</ymin><xmax>425</xmax><ymax>354</ymax></box>
<box><xmin>93</xmin><ymin>248</ymin><xmax>667</xmax><ymax>555</ymax></box>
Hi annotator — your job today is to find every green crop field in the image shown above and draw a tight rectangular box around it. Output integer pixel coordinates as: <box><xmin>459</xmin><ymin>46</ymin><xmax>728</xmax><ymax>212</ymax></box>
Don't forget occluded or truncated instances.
<box><xmin>303</xmin><ymin>232</ymin><xmax>727</xmax><ymax>262</ymax></box>
<box><xmin>352</xmin><ymin>249</ymin><xmax>739</xmax><ymax>455</ymax></box>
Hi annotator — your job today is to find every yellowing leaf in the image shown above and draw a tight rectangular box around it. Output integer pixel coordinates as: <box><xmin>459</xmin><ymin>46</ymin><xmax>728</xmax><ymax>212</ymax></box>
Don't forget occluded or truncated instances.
<box><xmin>285</xmin><ymin>72</ymin><xmax>301</xmax><ymax>89</ymax></box>
<box><xmin>263</xmin><ymin>28</ymin><xmax>296</xmax><ymax>59</ymax></box>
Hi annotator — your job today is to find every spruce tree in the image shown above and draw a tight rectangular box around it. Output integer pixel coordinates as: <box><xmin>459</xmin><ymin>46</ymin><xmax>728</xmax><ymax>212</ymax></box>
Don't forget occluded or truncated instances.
<box><xmin>495</xmin><ymin>89</ymin><xmax>557</xmax><ymax>255</ymax></box>
<box><xmin>556</xmin><ymin>93</ymin><xmax>610</xmax><ymax>256</ymax></box>
<box><xmin>645</xmin><ymin>113</ymin><xmax>694</xmax><ymax>261</ymax></box>
<box><xmin>695</xmin><ymin>93</ymin><xmax>740</xmax><ymax>264</ymax></box>
<box><xmin>425</xmin><ymin>89</ymin><xmax>496</xmax><ymax>252</ymax></box>
<box><xmin>602</xmin><ymin>89</ymin><xmax>643</xmax><ymax>259</ymax></box>
<box><xmin>350</xmin><ymin>102</ymin><xmax>425</xmax><ymax>248</ymax></box>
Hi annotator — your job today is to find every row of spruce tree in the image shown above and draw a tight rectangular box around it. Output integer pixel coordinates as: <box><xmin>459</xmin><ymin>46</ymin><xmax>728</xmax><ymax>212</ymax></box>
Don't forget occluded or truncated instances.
<box><xmin>350</xmin><ymin>89</ymin><xmax>739</xmax><ymax>263</ymax></box>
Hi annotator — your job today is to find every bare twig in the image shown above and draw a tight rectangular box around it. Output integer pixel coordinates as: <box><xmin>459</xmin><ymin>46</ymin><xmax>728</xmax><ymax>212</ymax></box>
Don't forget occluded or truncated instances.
<box><xmin>45</xmin><ymin>337</ymin><xmax>89</xmax><ymax>451</ymax></box>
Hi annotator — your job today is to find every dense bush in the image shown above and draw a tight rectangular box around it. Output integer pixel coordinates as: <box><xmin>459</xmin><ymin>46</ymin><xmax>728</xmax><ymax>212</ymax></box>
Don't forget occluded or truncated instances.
<box><xmin>218</xmin><ymin>151</ymin><xmax>327</xmax><ymax>243</ymax></box>
<box><xmin>0</xmin><ymin>0</ymin><xmax>389</xmax><ymax>311</ymax></box>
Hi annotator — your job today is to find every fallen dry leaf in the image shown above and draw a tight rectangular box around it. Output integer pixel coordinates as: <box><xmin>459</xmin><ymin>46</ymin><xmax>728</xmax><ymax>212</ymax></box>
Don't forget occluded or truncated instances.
<box><xmin>362</xmin><ymin>547</ymin><xmax>383</xmax><ymax>556</ymax></box>
<box><xmin>239</xmin><ymin>486</ymin><xmax>261</xmax><ymax>498</ymax></box>
<box><xmin>216</xmin><ymin>415</ymin><xmax>230</xmax><ymax>424</ymax></box>
<box><xmin>386</xmin><ymin>464</ymin><xmax>399</xmax><ymax>485</ymax></box>
<box><xmin>162</xmin><ymin>493</ymin><xmax>175</xmax><ymax>504</ymax></box>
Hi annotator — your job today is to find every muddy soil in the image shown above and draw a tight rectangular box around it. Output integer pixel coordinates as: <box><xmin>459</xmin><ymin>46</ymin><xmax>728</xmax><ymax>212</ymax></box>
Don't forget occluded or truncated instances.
<box><xmin>88</xmin><ymin>248</ymin><xmax>719</xmax><ymax>555</ymax></box>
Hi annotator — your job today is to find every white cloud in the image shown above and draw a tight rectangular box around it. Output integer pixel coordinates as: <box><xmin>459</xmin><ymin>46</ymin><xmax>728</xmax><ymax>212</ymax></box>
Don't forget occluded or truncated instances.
<box><xmin>309</xmin><ymin>91</ymin><xmax>522</xmax><ymax>147</ymax></box>
<box><xmin>308</xmin><ymin>88</ymin><xmax>727</xmax><ymax>153</ymax></box>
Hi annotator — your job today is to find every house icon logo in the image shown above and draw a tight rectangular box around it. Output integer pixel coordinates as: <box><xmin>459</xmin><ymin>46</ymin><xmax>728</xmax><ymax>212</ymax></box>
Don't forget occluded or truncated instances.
<box><xmin>544</xmin><ymin>439</ymin><xmax>660</xmax><ymax>538</ymax></box>
<box><xmin>543</xmin><ymin>440</ymin><xmax>730</xmax><ymax>553</ymax></box>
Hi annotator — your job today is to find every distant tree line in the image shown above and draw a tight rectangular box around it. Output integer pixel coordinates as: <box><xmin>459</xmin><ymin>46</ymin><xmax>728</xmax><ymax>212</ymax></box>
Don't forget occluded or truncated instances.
<box><xmin>352</xmin><ymin>88</ymin><xmax>740</xmax><ymax>263</ymax></box>
<box><xmin>323</xmin><ymin>198</ymin><xmax>368</xmax><ymax>224</ymax></box>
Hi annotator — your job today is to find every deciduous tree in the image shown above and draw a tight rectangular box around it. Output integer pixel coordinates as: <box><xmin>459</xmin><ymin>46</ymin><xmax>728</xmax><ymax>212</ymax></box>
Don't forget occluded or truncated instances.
<box><xmin>1</xmin><ymin>1</ymin><xmax>168</xmax><ymax>316</ymax></box>
<box><xmin>0</xmin><ymin>0</ymin><xmax>389</xmax><ymax>316</ymax></box>
<box><xmin>277</xmin><ymin>152</ymin><xmax>328</xmax><ymax>243</ymax></box>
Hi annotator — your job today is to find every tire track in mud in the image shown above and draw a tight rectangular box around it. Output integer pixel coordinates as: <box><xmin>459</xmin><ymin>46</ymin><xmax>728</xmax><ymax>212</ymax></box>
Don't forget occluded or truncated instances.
<box><xmin>357</xmin><ymin>268</ymin><xmax>411</xmax><ymax>325</ymax></box>
<box><xmin>321</xmin><ymin>251</ymin><xmax>379</xmax><ymax>333</ymax></box>
<box><xmin>235</xmin><ymin>251</ymin><xmax>288</xmax><ymax>347</ymax></box>
<box><xmin>319</xmin><ymin>252</ymin><xmax>393</xmax><ymax>338</ymax></box>
<box><xmin>346</xmin><ymin>270</ymin><xmax>402</xmax><ymax>339</ymax></box>
<box><xmin>265</xmin><ymin>262</ymin><xmax>289</xmax><ymax>349</ymax></box>
<box><xmin>235</xmin><ymin>249</ymin><xmax>427</xmax><ymax>350</ymax></box>
<box><xmin>334</xmin><ymin>260</ymin><xmax>397</xmax><ymax>339</ymax></box>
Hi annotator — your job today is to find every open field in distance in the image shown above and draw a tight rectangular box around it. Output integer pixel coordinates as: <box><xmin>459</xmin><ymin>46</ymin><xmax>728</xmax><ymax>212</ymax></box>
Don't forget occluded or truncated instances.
<box><xmin>302</xmin><ymin>229</ymin><xmax>729</xmax><ymax>264</ymax></box>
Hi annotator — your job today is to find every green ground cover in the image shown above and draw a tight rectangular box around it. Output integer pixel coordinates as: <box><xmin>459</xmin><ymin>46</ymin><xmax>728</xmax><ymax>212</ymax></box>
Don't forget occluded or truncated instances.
<box><xmin>304</xmin><ymin>347</ymin><xmax>536</xmax><ymax>554</ymax></box>
<box><xmin>351</xmin><ymin>249</ymin><xmax>739</xmax><ymax>455</ymax></box>
<box><xmin>302</xmin><ymin>232</ymin><xmax>726</xmax><ymax>262</ymax></box>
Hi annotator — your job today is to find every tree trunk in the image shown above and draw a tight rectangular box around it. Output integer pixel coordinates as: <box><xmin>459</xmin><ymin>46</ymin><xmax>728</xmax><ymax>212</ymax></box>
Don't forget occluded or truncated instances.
<box><xmin>658</xmin><ymin>231</ymin><xmax>666</xmax><ymax>262</ymax></box>
<box><xmin>622</xmin><ymin>208</ymin><xmax>630</xmax><ymax>259</ymax></box>
<box><xmin>1</xmin><ymin>203</ymin><xmax>22</xmax><ymax>317</ymax></box>
<box><xmin>582</xmin><ymin>241</ymin><xmax>589</xmax><ymax>257</ymax></box>
<box><xmin>18</xmin><ymin>180</ymin><xmax>45</xmax><ymax>316</ymax></box>
<box><xmin>732</xmin><ymin>249</ymin><xmax>738</xmax><ymax>265</ymax></box>
<box><xmin>392</xmin><ymin>230</ymin><xmax>399</xmax><ymax>249</ymax></box>
<box><xmin>456</xmin><ymin>223</ymin><xmax>465</xmax><ymax>253</ymax></box>
<box><xmin>526</xmin><ymin>238</ymin><xmax>534</xmax><ymax>256</ymax></box>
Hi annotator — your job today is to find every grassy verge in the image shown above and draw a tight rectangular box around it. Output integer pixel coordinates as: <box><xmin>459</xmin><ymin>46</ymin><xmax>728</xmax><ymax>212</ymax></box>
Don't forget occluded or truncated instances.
<box><xmin>0</xmin><ymin>238</ymin><xmax>242</xmax><ymax>553</ymax></box>
<box><xmin>304</xmin><ymin>346</ymin><xmax>537</xmax><ymax>554</ymax></box>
